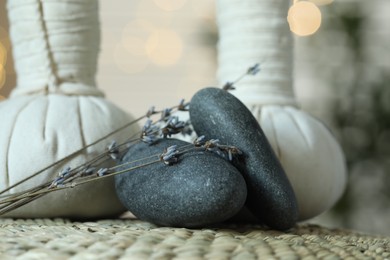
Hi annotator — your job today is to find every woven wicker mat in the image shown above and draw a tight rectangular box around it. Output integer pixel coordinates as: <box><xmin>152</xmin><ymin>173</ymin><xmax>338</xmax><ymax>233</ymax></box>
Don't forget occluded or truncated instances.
<box><xmin>0</xmin><ymin>218</ymin><xmax>389</xmax><ymax>259</ymax></box>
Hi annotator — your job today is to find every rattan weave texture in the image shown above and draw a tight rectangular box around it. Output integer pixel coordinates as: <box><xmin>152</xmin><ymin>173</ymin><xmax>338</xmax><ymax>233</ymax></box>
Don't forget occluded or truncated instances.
<box><xmin>0</xmin><ymin>218</ymin><xmax>389</xmax><ymax>259</ymax></box>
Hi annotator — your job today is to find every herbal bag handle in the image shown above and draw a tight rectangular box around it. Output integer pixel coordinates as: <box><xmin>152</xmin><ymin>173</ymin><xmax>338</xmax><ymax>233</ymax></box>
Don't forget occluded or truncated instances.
<box><xmin>217</xmin><ymin>0</ymin><xmax>347</xmax><ymax>220</ymax></box>
<box><xmin>8</xmin><ymin>0</ymin><xmax>103</xmax><ymax>97</ymax></box>
<box><xmin>0</xmin><ymin>0</ymin><xmax>137</xmax><ymax>218</ymax></box>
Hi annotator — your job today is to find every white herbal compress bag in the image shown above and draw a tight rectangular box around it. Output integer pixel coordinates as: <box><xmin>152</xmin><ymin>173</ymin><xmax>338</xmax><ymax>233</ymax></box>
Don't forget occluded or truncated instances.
<box><xmin>217</xmin><ymin>0</ymin><xmax>347</xmax><ymax>220</ymax></box>
<box><xmin>0</xmin><ymin>0</ymin><xmax>138</xmax><ymax>218</ymax></box>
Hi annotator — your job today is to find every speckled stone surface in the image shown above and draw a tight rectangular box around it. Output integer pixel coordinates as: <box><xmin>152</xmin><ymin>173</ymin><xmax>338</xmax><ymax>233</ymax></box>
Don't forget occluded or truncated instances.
<box><xmin>190</xmin><ymin>87</ymin><xmax>298</xmax><ymax>230</ymax></box>
<box><xmin>115</xmin><ymin>138</ymin><xmax>247</xmax><ymax>228</ymax></box>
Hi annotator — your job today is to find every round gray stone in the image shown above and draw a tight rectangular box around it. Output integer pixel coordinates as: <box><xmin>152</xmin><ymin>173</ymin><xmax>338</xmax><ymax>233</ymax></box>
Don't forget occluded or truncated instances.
<box><xmin>189</xmin><ymin>87</ymin><xmax>298</xmax><ymax>230</ymax></box>
<box><xmin>115</xmin><ymin>138</ymin><xmax>247</xmax><ymax>228</ymax></box>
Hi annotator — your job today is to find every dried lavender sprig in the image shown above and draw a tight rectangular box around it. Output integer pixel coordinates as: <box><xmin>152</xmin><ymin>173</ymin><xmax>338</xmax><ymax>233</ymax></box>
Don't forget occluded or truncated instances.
<box><xmin>193</xmin><ymin>137</ymin><xmax>243</xmax><ymax>162</ymax></box>
<box><xmin>161</xmin><ymin>108</ymin><xmax>172</xmax><ymax>121</ymax></box>
<box><xmin>58</xmin><ymin>167</ymin><xmax>72</xmax><ymax>178</ymax></box>
<box><xmin>0</xmin><ymin>102</ymin><xmax>187</xmax><ymax>198</ymax></box>
<box><xmin>47</xmin><ymin>138</ymin><xmax>139</xmax><ymax>189</ymax></box>
<box><xmin>0</xmin><ymin>141</ymin><xmax>201</xmax><ymax>205</ymax></box>
<box><xmin>0</xmin><ymin>115</ymin><xmax>146</xmax><ymax>197</ymax></box>
<box><xmin>107</xmin><ymin>141</ymin><xmax>120</xmax><ymax>160</ymax></box>
<box><xmin>0</xmin><ymin>137</ymin><xmax>137</xmax><ymax>201</ymax></box>
<box><xmin>0</xmin><ymin>184</ymin><xmax>49</xmax><ymax>205</ymax></box>
<box><xmin>0</xmin><ymin>194</ymin><xmax>46</xmax><ymax>216</ymax></box>
<box><xmin>0</xmin><ymin>125</ymin><xmax>139</xmax><ymax>200</ymax></box>
<box><xmin>5</xmin><ymin>143</ymin><xmax>194</xmax><ymax>202</ymax></box>
<box><xmin>0</xmin><ymin>103</ymin><xmax>190</xmax><ymax>205</ymax></box>
<box><xmin>0</xmin><ymin>60</ymin><xmax>256</xmax><ymax>213</ymax></box>
<box><xmin>0</xmin><ymin>93</ymin><xmax>235</xmax><ymax>214</ymax></box>
<box><xmin>247</xmin><ymin>63</ymin><xmax>260</xmax><ymax>75</ymax></box>
<box><xmin>161</xmin><ymin>116</ymin><xmax>187</xmax><ymax>138</ymax></box>
<box><xmin>0</xmin><ymin>158</ymin><xmax>152</xmax><ymax>205</ymax></box>
<box><xmin>193</xmin><ymin>135</ymin><xmax>206</xmax><ymax>146</ymax></box>
<box><xmin>146</xmin><ymin>106</ymin><xmax>156</xmax><ymax>118</ymax></box>
<box><xmin>160</xmin><ymin>145</ymin><xmax>179</xmax><ymax>165</ymax></box>
<box><xmin>0</xmin><ymin>138</ymin><xmax>242</xmax><ymax>211</ymax></box>
<box><xmin>0</xmin><ymin>98</ymin><xmax>226</xmax><ymax>215</ymax></box>
<box><xmin>181</xmin><ymin>120</ymin><xmax>193</xmax><ymax>137</ymax></box>
<box><xmin>108</xmin><ymin>149</ymin><xmax>164</xmax><ymax>171</ymax></box>
<box><xmin>134</xmin><ymin>100</ymin><xmax>194</xmax><ymax>142</ymax></box>
<box><xmin>141</xmin><ymin>119</ymin><xmax>161</xmax><ymax>145</ymax></box>
<box><xmin>0</xmin><ymin>149</ymin><xmax>172</xmax><ymax>205</ymax></box>
<box><xmin>0</xmin><ymin>140</ymin><xmax>132</xmax><ymax>200</ymax></box>
<box><xmin>215</xmin><ymin>144</ymin><xmax>243</xmax><ymax>161</ymax></box>
<box><xmin>222</xmin><ymin>63</ymin><xmax>261</xmax><ymax>91</ymax></box>
<box><xmin>178</xmin><ymin>99</ymin><xmax>190</xmax><ymax>111</ymax></box>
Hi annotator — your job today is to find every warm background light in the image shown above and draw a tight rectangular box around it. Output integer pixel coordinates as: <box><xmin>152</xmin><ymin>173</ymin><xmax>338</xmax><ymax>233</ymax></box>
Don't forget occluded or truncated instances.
<box><xmin>121</xmin><ymin>20</ymin><xmax>154</xmax><ymax>56</ymax></box>
<box><xmin>0</xmin><ymin>10</ymin><xmax>14</xmax><ymax>99</ymax></box>
<box><xmin>146</xmin><ymin>29</ymin><xmax>183</xmax><ymax>66</ymax></box>
<box><xmin>288</xmin><ymin>1</ymin><xmax>322</xmax><ymax>36</ymax></box>
<box><xmin>0</xmin><ymin>41</ymin><xmax>6</xmax><ymax>92</ymax></box>
<box><xmin>0</xmin><ymin>65</ymin><xmax>5</xmax><ymax>100</ymax></box>
<box><xmin>113</xmin><ymin>19</ymin><xmax>154</xmax><ymax>74</ymax></box>
<box><xmin>98</xmin><ymin>0</ymin><xmax>217</xmax><ymax>117</ymax></box>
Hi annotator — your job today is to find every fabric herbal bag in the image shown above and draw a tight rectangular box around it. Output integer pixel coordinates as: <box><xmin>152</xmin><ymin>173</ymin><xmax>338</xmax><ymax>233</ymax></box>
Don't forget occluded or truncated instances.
<box><xmin>217</xmin><ymin>0</ymin><xmax>347</xmax><ymax>220</ymax></box>
<box><xmin>0</xmin><ymin>0</ymin><xmax>138</xmax><ymax>218</ymax></box>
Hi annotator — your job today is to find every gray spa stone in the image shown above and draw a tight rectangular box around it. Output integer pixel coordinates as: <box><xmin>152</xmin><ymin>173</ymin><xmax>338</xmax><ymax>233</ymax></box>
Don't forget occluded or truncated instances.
<box><xmin>115</xmin><ymin>138</ymin><xmax>247</xmax><ymax>228</ymax></box>
<box><xmin>189</xmin><ymin>87</ymin><xmax>298</xmax><ymax>230</ymax></box>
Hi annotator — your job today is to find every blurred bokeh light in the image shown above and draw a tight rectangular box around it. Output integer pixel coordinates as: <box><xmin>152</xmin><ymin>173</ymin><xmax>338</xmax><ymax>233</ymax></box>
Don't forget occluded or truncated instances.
<box><xmin>288</xmin><ymin>1</ymin><xmax>322</xmax><ymax>36</ymax></box>
<box><xmin>98</xmin><ymin>0</ymin><xmax>217</xmax><ymax>117</ymax></box>
<box><xmin>0</xmin><ymin>64</ymin><xmax>5</xmax><ymax>89</ymax></box>
<box><xmin>0</xmin><ymin>41</ymin><xmax>6</xmax><ymax>94</ymax></box>
<box><xmin>121</xmin><ymin>19</ymin><xmax>154</xmax><ymax>56</ymax></box>
<box><xmin>145</xmin><ymin>29</ymin><xmax>183</xmax><ymax>66</ymax></box>
<box><xmin>0</xmin><ymin>7</ymin><xmax>14</xmax><ymax>99</ymax></box>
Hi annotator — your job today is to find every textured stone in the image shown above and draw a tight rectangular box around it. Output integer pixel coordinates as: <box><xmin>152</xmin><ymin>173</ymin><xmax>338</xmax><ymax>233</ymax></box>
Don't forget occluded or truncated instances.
<box><xmin>189</xmin><ymin>87</ymin><xmax>298</xmax><ymax>230</ymax></box>
<box><xmin>115</xmin><ymin>138</ymin><xmax>247</xmax><ymax>228</ymax></box>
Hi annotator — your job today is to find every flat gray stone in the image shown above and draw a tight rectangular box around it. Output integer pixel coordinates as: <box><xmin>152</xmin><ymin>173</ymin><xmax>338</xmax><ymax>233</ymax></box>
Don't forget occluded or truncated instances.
<box><xmin>115</xmin><ymin>138</ymin><xmax>247</xmax><ymax>228</ymax></box>
<box><xmin>189</xmin><ymin>87</ymin><xmax>298</xmax><ymax>230</ymax></box>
